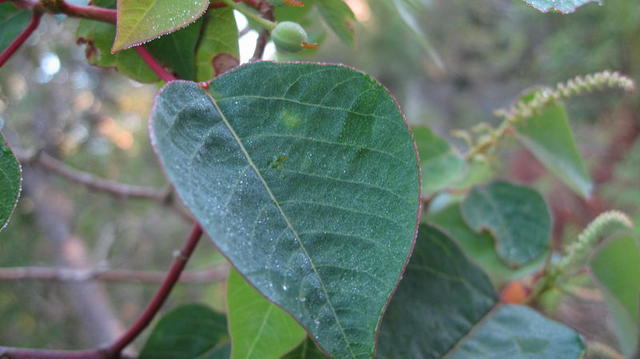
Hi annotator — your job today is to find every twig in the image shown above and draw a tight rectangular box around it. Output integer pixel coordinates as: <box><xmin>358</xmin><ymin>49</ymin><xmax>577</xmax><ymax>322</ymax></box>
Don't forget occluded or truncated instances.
<box><xmin>107</xmin><ymin>224</ymin><xmax>204</xmax><ymax>356</ymax></box>
<box><xmin>250</xmin><ymin>1</ymin><xmax>274</xmax><ymax>62</ymax></box>
<box><xmin>0</xmin><ymin>266</ymin><xmax>228</xmax><ymax>283</ymax></box>
<box><xmin>134</xmin><ymin>46</ymin><xmax>177</xmax><ymax>82</ymax></box>
<box><xmin>0</xmin><ymin>11</ymin><xmax>41</xmax><ymax>67</ymax></box>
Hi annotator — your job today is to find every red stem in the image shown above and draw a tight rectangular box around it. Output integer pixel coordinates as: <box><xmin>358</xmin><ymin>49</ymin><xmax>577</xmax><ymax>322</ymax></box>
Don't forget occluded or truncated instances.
<box><xmin>107</xmin><ymin>224</ymin><xmax>203</xmax><ymax>356</ymax></box>
<box><xmin>0</xmin><ymin>348</ymin><xmax>105</xmax><ymax>359</ymax></box>
<box><xmin>134</xmin><ymin>46</ymin><xmax>177</xmax><ymax>82</ymax></box>
<box><xmin>59</xmin><ymin>1</ymin><xmax>116</xmax><ymax>23</ymax></box>
<box><xmin>0</xmin><ymin>11</ymin><xmax>41</xmax><ymax>68</ymax></box>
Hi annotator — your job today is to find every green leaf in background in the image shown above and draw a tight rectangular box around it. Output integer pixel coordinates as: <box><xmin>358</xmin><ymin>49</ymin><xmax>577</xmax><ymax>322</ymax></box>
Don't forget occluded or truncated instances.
<box><xmin>151</xmin><ymin>62</ymin><xmax>420</xmax><ymax>359</ymax></box>
<box><xmin>0</xmin><ymin>3</ymin><xmax>30</xmax><ymax>53</ymax></box>
<box><xmin>521</xmin><ymin>0</ymin><xmax>602</xmax><ymax>13</ymax></box>
<box><xmin>227</xmin><ymin>268</ymin><xmax>306</xmax><ymax>359</ymax></box>
<box><xmin>195</xmin><ymin>7</ymin><xmax>239</xmax><ymax>81</ymax></box>
<box><xmin>139</xmin><ymin>304</ymin><xmax>229</xmax><ymax>359</ymax></box>
<box><xmin>414</xmin><ymin>126</ymin><xmax>467</xmax><ymax>196</ymax></box>
<box><xmin>461</xmin><ymin>181</ymin><xmax>551</xmax><ymax>268</ymax></box>
<box><xmin>428</xmin><ymin>204</ymin><xmax>546</xmax><ymax>280</ymax></box>
<box><xmin>282</xmin><ymin>338</ymin><xmax>326</xmax><ymax>359</ymax></box>
<box><xmin>515</xmin><ymin>91</ymin><xmax>592</xmax><ymax>198</ymax></box>
<box><xmin>113</xmin><ymin>0</ymin><xmax>209</xmax><ymax>52</ymax></box>
<box><xmin>591</xmin><ymin>236</ymin><xmax>640</xmax><ymax>357</ymax></box>
<box><xmin>377</xmin><ymin>225</ymin><xmax>585</xmax><ymax>359</ymax></box>
<box><xmin>0</xmin><ymin>135</ymin><xmax>21</xmax><ymax>232</ymax></box>
<box><xmin>77</xmin><ymin>0</ymin><xmax>205</xmax><ymax>82</ymax></box>
<box><xmin>317</xmin><ymin>0</ymin><xmax>356</xmax><ymax>46</ymax></box>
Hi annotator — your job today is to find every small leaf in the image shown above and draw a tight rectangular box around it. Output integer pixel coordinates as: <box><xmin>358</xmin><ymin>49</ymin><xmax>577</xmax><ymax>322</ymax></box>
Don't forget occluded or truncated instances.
<box><xmin>377</xmin><ymin>225</ymin><xmax>586</xmax><ymax>359</ymax></box>
<box><xmin>521</xmin><ymin>0</ymin><xmax>602</xmax><ymax>13</ymax></box>
<box><xmin>515</xmin><ymin>90</ymin><xmax>592</xmax><ymax>198</ymax></box>
<box><xmin>0</xmin><ymin>3</ymin><xmax>30</xmax><ymax>53</ymax></box>
<box><xmin>282</xmin><ymin>338</ymin><xmax>326</xmax><ymax>359</ymax></box>
<box><xmin>139</xmin><ymin>304</ymin><xmax>229</xmax><ymax>359</ymax></box>
<box><xmin>0</xmin><ymin>135</ymin><xmax>21</xmax><ymax>232</ymax></box>
<box><xmin>195</xmin><ymin>7</ymin><xmax>239</xmax><ymax>81</ymax></box>
<box><xmin>227</xmin><ymin>268</ymin><xmax>306</xmax><ymax>359</ymax></box>
<box><xmin>151</xmin><ymin>62</ymin><xmax>420</xmax><ymax>359</ymax></box>
<box><xmin>591</xmin><ymin>236</ymin><xmax>640</xmax><ymax>357</ymax></box>
<box><xmin>113</xmin><ymin>0</ymin><xmax>209</xmax><ymax>52</ymax></box>
<box><xmin>460</xmin><ymin>181</ymin><xmax>551</xmax><ymax>267</ymax></box>
<box><xmin>317</xmin><ymin>0</ymin><xmax>356</xmax><ymax>46</ymax></box>
<box><xmin>413</xmin><ymin>126</ymin><xmax>467</xmax><ymax>196</ymax></box>
<box><xmin>428</xmin><ymin>204</ymin><xmax>546</xmax><ymax>279</ymax></box>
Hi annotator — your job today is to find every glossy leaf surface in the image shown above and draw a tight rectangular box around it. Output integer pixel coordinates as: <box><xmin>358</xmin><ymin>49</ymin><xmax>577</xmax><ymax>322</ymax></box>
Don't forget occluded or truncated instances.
<box><xmin>113</xmin><ymin>0</ymin><xmax>209</xmax><ymax>51</ymax></box>
<box><xmin>0</xmin><ymin>136</ymin><xmax>20</xmax><ymax>231</ymax></box>
<box><xmin>591</xmin><ymin>236</ymin><xmax>640</xmax><ymax>357</ymax></box>
<box><xmin>461</xmin><ymin>181</ymin><xmax>551</xmax><ymax>267</ymax></box>
<box><xmin>227</xmin><ymin>269</ymin><xmax>306</xmax><ymax>359</ymax></box>
<box><xmin>414</xmin><ymin>126</ymin><xmax>467</xmax><ymax>196</ymax></box>
<box><xmin>139</xmin><ymin>304</ymin><xmax>229</xmax><ymax>359</ymax></box>
<box><xmin>317</xmin><ymin>0</ymin><xmax>356</xmax><ymax>46</ymax></box>
<box><xmin>522</xmin><ymin>0</ymin><xmax>601</xmax><ymax>13</ymax></box>
<box><xmin>151</xmin><ymin>62</ymin><xmax>420</xmax><ymax>359</ymax></box>
<box><xmin>0</xmin><ymin>3</ymin><xmax>30</xmax><ymax>53</ymax></box>
<box><xmin>515</xmin><ymin>91</ymin><xmax>592</xmax><ymax>198</ymax></box>
<box><xmin>377</xmin><ymin>225</ymin><xmax>585</xmax><ymax>359</ymax></box>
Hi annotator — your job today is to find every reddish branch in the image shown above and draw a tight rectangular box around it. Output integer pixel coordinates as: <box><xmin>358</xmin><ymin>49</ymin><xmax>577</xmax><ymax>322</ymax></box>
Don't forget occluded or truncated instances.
<box><xmin>134</xmin><ymin>46</ymin><xmax>177</xmax><ymax>82</ymax></box>
<box><xmin>0</xmin><ymin>11</ymin><xmax>41</xmax><ymax>67</ymax></box>
<box><xmin>251</xmin><ymin>1</ymin><xmax>274</xmax><ymax>62</ymax></box>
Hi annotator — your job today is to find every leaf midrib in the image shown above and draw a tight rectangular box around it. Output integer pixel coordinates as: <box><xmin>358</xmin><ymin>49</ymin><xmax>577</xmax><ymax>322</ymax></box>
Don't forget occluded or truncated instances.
<box><xmin>202</xmin><ymin>89</ymin><xmax>357</xmax><ymax>359</ymax></box>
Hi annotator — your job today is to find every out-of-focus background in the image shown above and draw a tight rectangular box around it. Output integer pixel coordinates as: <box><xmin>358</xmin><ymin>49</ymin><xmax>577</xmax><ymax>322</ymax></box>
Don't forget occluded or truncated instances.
<box><xmin>0</xmin><ymin>0</ymin><xmax>638</xmax><ymax>355</ymax></box>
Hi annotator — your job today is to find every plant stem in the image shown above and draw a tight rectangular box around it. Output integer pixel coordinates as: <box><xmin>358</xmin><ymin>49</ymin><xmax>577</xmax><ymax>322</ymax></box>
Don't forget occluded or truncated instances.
<box><xmin>107</xmin><ymin>224</ymin><xmax>204</xmax><ymax>356</ymax></box>
<box><xmin>58</xmin><ymin>0</ymin><xmax>116</xmax><ymax>23</ymax></box>
<box><xmin>134</xmin><ymin>46</ymin><xmax>177</xmax><ymax>82</ymax></box>
<box><xmin>219</xmin><ymin>0</ymin><xmax>276</xmax><ymax>30</ymax></box>
<box><xmin>0</xmin><ymin>11</ymin><xmax>41</xmax><ymax>67</ymax></box>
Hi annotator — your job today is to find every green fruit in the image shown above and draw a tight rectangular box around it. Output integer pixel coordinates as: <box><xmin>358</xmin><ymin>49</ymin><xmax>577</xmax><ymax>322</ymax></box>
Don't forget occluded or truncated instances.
<box><xmin>272</xmin><ymin>21</ymin><xmax>308</xmax><ymax>53</ymax></box>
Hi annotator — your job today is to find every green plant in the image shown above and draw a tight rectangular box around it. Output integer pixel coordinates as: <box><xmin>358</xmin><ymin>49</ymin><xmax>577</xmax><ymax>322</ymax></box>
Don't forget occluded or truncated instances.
<box><xmin>0</xmin><ymin>0</ymin><xmax>638</xmax><ymax>358</ymax></box>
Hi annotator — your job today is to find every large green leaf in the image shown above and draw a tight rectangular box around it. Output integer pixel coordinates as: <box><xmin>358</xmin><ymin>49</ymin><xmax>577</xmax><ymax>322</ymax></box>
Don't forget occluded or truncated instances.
<box><xmin>521</xmin><ymin>0</ymin><xmax>602</xmax><ymax>13</ymax></box>
<box><xmin>139</xmin><ymin>304</ymin><xmax>229</xmax><ymax>359</ymax></box>
<box><xmin>150</xmin><ymin>62</ymin><xmax>421</xmax><ymax>359</ymax></box>
<box><xmin>317</xmin><ymin>0</ymin><xmax>356</xmax><ymax>46</ymax></box>
<box><xmin>428</xmin><ymin>204</ymin><xmax>546</xmax><ymax>279</ymax></box>
<box><xmin>515</xmin><ymin>91</ymin><xmax>592</xmax><ymax>198</ymax></box>
<box><xmin>591</xmin><ymin>236</ymin><xmax>640</xmax><ymax>357</ymax></box>
<box><xmin>282</xmin><ymin>338</ymin><xmax>326</xmax><ymax>359</ymax></box>
<box><xmin>113</xmin><ymin>0</ymin><xmax>209</xmax><ymax>52</ymax></box>
<box><xmin>414</xmin><ymin>126</ymin><xmax>467</xmax><ymax>196</ymax></box>
<box><xmin>460</xmin><ymin>181</ymin><xmax>551</xmax><ymax>268</ymax></box>
<box><xmin>376</xmin><ymin>225</ymin><xmax>586</xmax><ymax>358</ymax></box>
<box><xmin>227</xmin><ymin>268</ymin><xmax>306</xmax><ymax>359</ymax></box>
<box><xmin>0</xmin><ymin>135</ymin><xmax>21</xmax><ymax>232</ymax></box>
<box><xmin>195</xmin><ymin>7</ymin><xmax>239</xmax><ymax>81</ymax></box>
<box><xmin>0</xmin><ymin>3</ymin><xmax>30</xmax><ymax>53</ymax></box>
<box><xmin>77</xmin><ymin>0</ymin><xmax>204</xmax><ymax>82</ymax></box>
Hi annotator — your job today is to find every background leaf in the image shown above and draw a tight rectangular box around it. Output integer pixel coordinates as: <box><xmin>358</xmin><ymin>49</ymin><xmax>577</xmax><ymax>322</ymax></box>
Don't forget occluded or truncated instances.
<box><xmin>0</xmin><ymin>135</ymin><xmax>21</xmax><ymax>232</ymax></box>
<box><xmin>428</xmin><ymin>204</ymin><xmax>546</xmax><ymax>280</ymax></box>
<box><xmin>460</xmin><ymin>181</ymin><xmax>551</xmax><ymax>268</ymax></box>
<box><xmin>0</xmin><ymin>3</ymin><xmax>30</xmax><ymax>53</ymax></box>
<box><xmin>151</xmin><ymin>62</ymin><xmax>420</xmax><ymax>359</ymax></box>
<box><xmin>113</xmin><ymin>0</ymin><xmax>209</xmax><ymax>52</ymax></box>
<box><xmin>521</xmin><ymin>0</ymin><xmax>602</xmax><ymax>13</ymax></box>
<box><xmin>591</xmin><ymin>236</ymin><xmax>640</xmax><ymax>357</ymax></box>
<box><xmin>515</xmin><ymin>91</ymin><xmax>592</xmax><ymax>198</ymax></box>
<box><xmin>414</xmin><ymin>126</ymin><xmax>467</xmax><ymax>196</ymax></box>
<box><xmin>195</xmin><ymin>7</ymin><xmax>239</xmax><ymax>81</ymax></box>
<box><xmin>282</xmin><ymin>338</ymin><xmax>326</xmax><ymax>359</ymax></box>
<box><xmin>139</xmin><ymin>304</ymin><xmax>229</xmax><ymax>359</ymax></box>
<box><xmin>317</xmin><ymin>0</ymin><xmax>356</xmax><ymax>46</ymax></box>
<box><xmin>227</xmin><ymin>268</ymin><xmax>306</xmax><ymax>359</ymax></box>
<box><xmin>377</xmin><ymin>225</ymin><xmax>585</xmax><ymax>359</ymax></box>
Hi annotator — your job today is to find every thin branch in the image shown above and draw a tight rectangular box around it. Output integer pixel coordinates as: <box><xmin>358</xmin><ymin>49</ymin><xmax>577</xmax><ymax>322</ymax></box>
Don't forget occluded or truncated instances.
<box><xmin>0</xmin><ymin>348</ymin><xmax>106</xmax><ymax>359</ymax></box>
<box><xmin>0</xmin><ymin>266</ymin><xmax>228</xmax><ymax>283</ymax></box>
<box><xmin>250</xmin><ymin>1</ymin><xmax>274</xmax><ymax>62</ymax></box>
<box><xmin>107</xmin><ymin>224</ymin><xmax>204</xmax><ymax>356</ymax></box>
<box><xmin>0</xmin><ymin>11</ymin><xmax>42</xmax><ymax>67</ymax></box>
<box><xmin>58</xmin><ymin>1</ymin><xmax>116</xmax><ymax>23</ymax></box>
<box><xmin>134</xmin><ymin>46</ymin><xmax>177</xmax><ymax>82</ymax></box>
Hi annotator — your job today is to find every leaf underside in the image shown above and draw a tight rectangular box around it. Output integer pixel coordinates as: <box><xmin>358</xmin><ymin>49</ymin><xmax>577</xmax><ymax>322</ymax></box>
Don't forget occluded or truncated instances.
<box><xmin>151</xmin><ymin>62</ymin><xmax>420</xmax><ymax>359</ymax></box>
<box><xmin>377</xmin><ymin>225</ymin><xmax>586</xmax><ymax>358</ymax></box>
<box><xmin>0</xmin><ymin>135</ymin><xmax>21</xmax><ymax>232</ymax></box>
